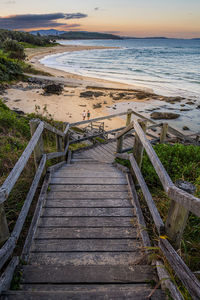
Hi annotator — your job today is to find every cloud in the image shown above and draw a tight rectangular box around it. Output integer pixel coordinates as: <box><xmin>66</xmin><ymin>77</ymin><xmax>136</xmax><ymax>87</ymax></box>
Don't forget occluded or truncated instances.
<box><xmin>3</xmin><ymin>1</ymin><xmax>16</xmax><ymax>3</ymax></box>
<box><xmin>0</xmin><ymin>12</ymin><xmax>88</xmax><ymax>29</ymax></box>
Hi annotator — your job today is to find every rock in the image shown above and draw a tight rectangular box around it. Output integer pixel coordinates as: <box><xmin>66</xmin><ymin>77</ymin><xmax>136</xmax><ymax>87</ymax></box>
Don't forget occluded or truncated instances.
<box><xmin>182</xmin><ymin>126</ymin><xmax>190</xmax><ymax>130</ymax></box>
<box><xmin>43</xmin><ymin>83</ymin><xmax>64</xmax><ymax>95</ymax></box>
<box><xmin>150</xmin><ymin>112</ymin><xmax>180</xmax><ymax>120</ymax></box>
<box><xmin>93</xmin><ymin>103</ymin><xmax>102</xmax><ymax>109</ymax></box>
<box><xmin>80</xmin><ymin>91</ymin><xmax>104</xmax><ymax>98</ymax></box>
<box><xmin>186</xmin><ymin>101</ymin><xmax>194</xmax><ymax>105</ymax></box>
<box><xmin>196</xmin><ymin>105</ymin><xmax>200</xmax><ymax>109</ymax></box>
<box><xmin>13</xmin><ymin>109</ymin><xmax>25</xmax><ymax>115</ymax></box>
<box><xmin>180</xmin><ymin>104</ymin><xmax>185</xmax><ymax>107</ymax></box>
<box><xmin>175</xmin><ymin>179</ymin><xmax>196</xmax><ymax>194</ymax></box>
<box><xmin>104</xmin><ymin>101</ymin><xmax>107</xmax><ymax>104</ymax></box>
<box><xmin>180</xmin><ymin>108</ymin><xmax>191</xmax><ymax>112</ymax></box>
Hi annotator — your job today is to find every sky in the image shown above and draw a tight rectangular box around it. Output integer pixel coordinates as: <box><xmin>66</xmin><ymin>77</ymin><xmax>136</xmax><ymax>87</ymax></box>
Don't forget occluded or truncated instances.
<box><xmin>0</xmin><ymin>0</ymin><xmax>200</xmax><ymax>38</ymax></box>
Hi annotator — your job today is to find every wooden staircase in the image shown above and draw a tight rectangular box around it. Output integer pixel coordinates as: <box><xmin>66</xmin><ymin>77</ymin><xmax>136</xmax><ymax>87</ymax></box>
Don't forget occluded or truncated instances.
<box><xmin>1</xmin><ymin>145</ymin><xmax>164</xmax><ymax>299</ymax></box>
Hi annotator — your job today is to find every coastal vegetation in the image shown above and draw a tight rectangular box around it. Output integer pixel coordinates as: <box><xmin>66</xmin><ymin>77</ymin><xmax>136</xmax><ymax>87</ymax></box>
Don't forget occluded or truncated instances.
<box><xmin>0</xmin><ymin>29</ymin><xmax>56</xmax><ymax>83</ymax></box>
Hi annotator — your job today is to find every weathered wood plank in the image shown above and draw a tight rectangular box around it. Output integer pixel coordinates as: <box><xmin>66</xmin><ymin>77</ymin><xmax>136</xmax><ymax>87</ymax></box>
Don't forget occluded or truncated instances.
<box><xmin>126</xmin><ymin>174</ymin><xmax>151</xmax><ymax>251</ymax></box>
<box><xmin>134</xmin><ymin>120</ymin><xmax>173</xmax><ymax>191</ymax></box>
<box><xmin>160</xmin><ymin>123</ymin><xmax>168</xmax><ymax>143</ymax></box>
<box><xmin>21</xmin><ymin>172</ymin><xmax>51</xmax><ymax>262</ymax></box>
<box><xmin>29</xmin><ymin>252</ymin><xmax>144</xmax><ymax>266</ymax></box>
<box><xmin>46</xmin><ymin>151</ymin><xmax>65</xmax><ymax>160</ymax></box>
<box><xmin>49</xmin><ymin>184</ymin><xmax>128</xmax><ymax>192</ymax></box>
<box><xmin>129</xmin><ymin>154</ymin><xmax>165</xmax><ymax>234</ymax></box>
<box><xmin>117</xmin><ymin>122</ymin><xmax>134</xmax><ymax>139</ymax></box>
<box><xmin>31</xmin><ymin>238</ymin><xmax>140</xmax><ymax>252</ymax></box>
<box><xmin>156</xmin><ymin>260</ymin><xmax>184</xmax><ymax>300</ymax></box>
<box><xmin>39</xmin><ymin>216</ymin><xmax>135</xmax><ymax>227</ymax></box>
<box><xmin>0</xmin><ymin>256</ymin><xmax>19</xmax><ymax>293</ymax></box>
<box><xmin>50</xmin><ymin>177</ymin><xmax>127</xmax><ymax>185</ymax></box>
<box><xmin>70</xmin><ymin>111</ymin><xmax>127</xmax><ymax>127</ymax></box>
<box><xmin>159</xmin><ymin>238</ymin><xmax>200</xmax><ymax>300</ymax></box>
<box><xmin>46</xmin><ymin>191</ymin><xmax>129</xmax><ymax>199</ymax></box>
<box><xmin>45</xmin><ymin>199</ymin><xmax>131</xmax><ymax>208</ymax></box>
<box><xmin>35</xmin><ymin>227</ymin><xmax>137</xmax><ymax>239</ymax></box>
<box><xmin>30</xmin><ymin>119</ymin><xmax>44</xmax><ymax>170</ymax></box>
<box><xmin>0</xmin><ymin>155</ymin><xmax>46</xmax><ymax>270</ymax></box>
<box><xmin>2</xmin><ymin>288</ymin><xmax>164</xmax><ymax>300</ymax></box>
<box><xmin>22</xmin><ymin>265</ymin><xmax>157</xmax><ymax>283</ymax></box>
<box><xmin>44</xmin><ymin>122</ymin><xmax>64</xmax><ymax>137</ymax></box>
<box><xmin>42</xmin><ymin>207</ymin><xmax>134</xmax><ymax>217</ymax></box>
<box><xmin>52</xmin><ymin>172</ymin><xmax>124</xmax><ymax>178</ymax></box>
<box><xmin>168</xmin><ymin>186</ymin><xmax>200</xmax><ymax>218</ymax></box>
<box><xmin>133</xmin><ymin>119</ymin><xmax>147</xmax><ymax>169</ymax></box>
<box><xmin>0</xmin><ymin>122</ymin><xmax>44</xmax><ymax>204</ymax></box>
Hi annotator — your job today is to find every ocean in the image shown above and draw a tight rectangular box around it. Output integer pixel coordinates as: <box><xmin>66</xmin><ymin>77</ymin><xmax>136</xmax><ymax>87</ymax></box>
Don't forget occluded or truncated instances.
<box><xmin>40</xmin><ymin>39</ymin><xmax>200</xmax><ymax>132</ymax></box>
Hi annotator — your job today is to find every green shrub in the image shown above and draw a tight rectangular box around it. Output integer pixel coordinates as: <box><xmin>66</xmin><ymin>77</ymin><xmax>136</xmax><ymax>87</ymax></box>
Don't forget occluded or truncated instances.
<box><xmin>2</xmin><ymin>38</ymin><xmax>25</xmax><ymax>60</ymax></box>
<box><xmin>0</xmin><ymin>52</ymin><xmax>23</xmax><ymax>82</ymax></box>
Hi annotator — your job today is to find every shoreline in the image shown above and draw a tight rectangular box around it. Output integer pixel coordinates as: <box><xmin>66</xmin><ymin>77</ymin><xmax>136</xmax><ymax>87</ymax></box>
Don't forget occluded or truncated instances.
<box><xmin>26</xmin><ymin>44</ymin><xmax>151</xmax><ymax>92</ymax></box>
<box><xmin>2</xmin><ymin>44</ymin><xmax>199</xmax><ymax>133</ymax></box>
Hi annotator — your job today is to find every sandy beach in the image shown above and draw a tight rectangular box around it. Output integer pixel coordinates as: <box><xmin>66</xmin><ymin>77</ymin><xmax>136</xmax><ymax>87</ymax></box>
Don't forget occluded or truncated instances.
<box><xmin>3</xmin><ymin>44</ymin><xmax>153</xmax><ymax>130</ymax></box>
<box><xmin>3</xmin><ymin>44</ymin><xmax>198</xmax><ymax>132</ymax></box>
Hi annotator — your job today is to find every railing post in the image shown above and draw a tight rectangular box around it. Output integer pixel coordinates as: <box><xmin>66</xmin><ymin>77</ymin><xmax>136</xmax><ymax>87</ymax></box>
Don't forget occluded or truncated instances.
<box><xmin>64</xmin><ymin>123</ymin><xmax>69</xmax><ymax>161</ymax></box>
<box><xmin>30</xmin><ymin>119</ymin><xmax>44</xmax><ymax>170</ymax></box>
<box><xmin>165</xmin><ymin>180</ymin><xmax>196</xmax><ymax>250</ymax></box>
<box><xmin>126</xmin><ymin>109</ymin><xmax>132</xmax><ymax>126</ymax></box>
<box><xmin>133</xmin><ymin>119</ymin><xmax>147</xmax><ymax>169</ymax></box>
<box><xmin>0</xmin><ymin>203</ymin><xmax>9</xmax><ymax>246</ymax></box>
<box><xmin>56</xmin><ymin>135</ymin><xmax>63</xmax><ymax>153</ymax></box>
<box><xmin>160</xmin><ymin>123</ymin><xmax>168</xmax><ymax>143</ymax></box>
<box><xmin>116</xmin><ymin>136</ymin><xmax>123</xmax><ymax>153</ymax></box>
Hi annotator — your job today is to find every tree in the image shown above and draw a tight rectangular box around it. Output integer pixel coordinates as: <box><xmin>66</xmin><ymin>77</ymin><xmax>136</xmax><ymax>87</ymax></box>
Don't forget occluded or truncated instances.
<box><xmin>2</xmin><ymin>39</ymin><xmax>26</xmax><ymax>60</ymax></box>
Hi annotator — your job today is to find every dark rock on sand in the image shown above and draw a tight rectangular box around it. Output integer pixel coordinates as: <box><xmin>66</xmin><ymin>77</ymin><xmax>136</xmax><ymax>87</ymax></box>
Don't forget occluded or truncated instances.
<box><xmin>43</xmin><ymin>83</ymin><xmax>64</xmax><ymax>95</ymax></box>
<box><xmin>150</xmin><ymin>112</ymin><xmax>180</xmax><ymax>120</ymax></box>
<box><xmin>180</xmin><ymin>108</ymin><xmax>191</xmax><ymax>112</ymax></box>
<box><xmin>183</xmin><ymin>126</ymin><xmax>190</xmax><ymax>131</ymax></box>
<box><xmin>186</xmin><ymin>101</ymin><xmax>194</xmax><ymax>105</ymax></box>
<box><xmin>80</xmin><ymin>91</ymin><xmax>104</xmax><ymax>98</ymax></box>
<box><xmin>196</xmin><ymin>105</ymin><xmax>200</xmax><ymax>109</ymax></box>
<box><xmin>93</xmin><ymin>103</ymin><xmax>102</xmax><ymax>109</ymax></box>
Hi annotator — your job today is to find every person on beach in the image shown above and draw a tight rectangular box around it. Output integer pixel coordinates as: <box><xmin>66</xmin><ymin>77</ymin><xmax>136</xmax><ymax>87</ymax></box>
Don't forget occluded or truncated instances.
<box><xmin>82</xmin><ymin>110</ymin><xmax>86</xmax><ymax>120</ymax></box>
<box><xmin>87</xmin><ymin>110</ymin><xmax>91</xmax><ymax>120</ymax></box>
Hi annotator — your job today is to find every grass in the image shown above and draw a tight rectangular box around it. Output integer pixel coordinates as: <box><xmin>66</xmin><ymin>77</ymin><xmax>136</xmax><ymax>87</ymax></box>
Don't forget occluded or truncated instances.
<box><xmin>116</xmin><ymin>143</ymin><xmax>200</xmax><ymax>299</ymax></box>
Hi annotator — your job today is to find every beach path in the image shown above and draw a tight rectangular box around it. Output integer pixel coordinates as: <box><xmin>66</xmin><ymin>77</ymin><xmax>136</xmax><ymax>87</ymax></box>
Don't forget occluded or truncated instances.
<box><xmin>2</xmin><ymin>140</ymin><xmax>165</xmax><ymax>299</ymax></box>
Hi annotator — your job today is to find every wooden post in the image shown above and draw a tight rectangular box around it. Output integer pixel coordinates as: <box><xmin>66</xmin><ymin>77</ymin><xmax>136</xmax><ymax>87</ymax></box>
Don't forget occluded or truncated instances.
<box><xmin>0</xmin><ymin>204</ymin><xmax>9</xmax><ymax>246</ymax></box>
<box><xmin>133</xmin><ymin>119</ymin><xmax>147</xmax><ymax>169</ymax></box>
<box><xmin>30</xmin><ymin>119</ymin><xmax>44</xmax><ymax>170</ymax></box>
<box><xmin>56</xmin><ymin>135</ymin><xmax>63</xmax><ymax>153</ymax></box>
<box><xmin>166</xmin><ymin>180</ymin><xmax>196</xmax><ymax>250</ymax></box>
<box><xmin>116</xmin><ymin>136</ymin><xmax>123</xmax><ymax>153</ymax></box>
<box><xmin>126</xmin><ymin>109</ymin><xmax>132</xmax><ymax>126</ymax></box>
<box><xmin>160</xmin><ymin>123</ymin><xmax>168</xmax><ymax>143</ymax></box>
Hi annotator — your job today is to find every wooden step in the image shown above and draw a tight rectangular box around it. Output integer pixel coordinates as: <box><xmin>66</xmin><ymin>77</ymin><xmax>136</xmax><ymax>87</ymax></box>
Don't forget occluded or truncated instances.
<box><xmin>29</xmin><ymin>251</ymin><xmax>144</xmax><ymax>266</ymax></box>
<box><xmin>46</xmin><ymin>191</ymin><xmax>129</xmax><ymax>199</ymax></box>
<box><xmin>39</xmin><ymin>216</ymin><xmax>136</xmax><ymax>227</ymax></box>
<box><xmin>35</xmin><ymin>227</ymin><xmax>137</xmax><ymax>239</ymax></box>
<box><xmin>48</xmin><ymin>184</ymin><xmax>128</xmax><ymax>192</ymax></box>
<box><xmin>50</xmin><ymin>178</ymin><xmax>127</xmax><ymax>185</ymax></box>
<box><xmin>44</xmin><ymin>199</ymin><xmax>131</xmax><ymax>208</ymax></box>
<box><xmin>21</xmin><ymin>265</ymin><xmax>158</xmax><ymax>284</ymax></box>
<box><xmin>52</xmin><ymin>171</ymin><xmax>124</xmax><ymax>178</ymax></box>
<box><xmin>41</xmin><ymin>207</ymin><xmax>134</xmax><ymax>217</ymax></box>
<box><xmin>31</xmin><ymin>238</ymin><xmax>140</xmax><ymax>252</ymax></box>
<box><xmin>2</xmin><ymin>286</ymin><xmax>165</xmax><ymax>300</ymax></box>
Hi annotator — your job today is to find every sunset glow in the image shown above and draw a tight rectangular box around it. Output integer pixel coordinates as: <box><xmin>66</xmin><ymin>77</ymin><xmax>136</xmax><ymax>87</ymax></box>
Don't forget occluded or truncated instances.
<box><xmin>0</xmin><ymin>0</ymin><xmax>200</xmax><ymax>38</ymax></box>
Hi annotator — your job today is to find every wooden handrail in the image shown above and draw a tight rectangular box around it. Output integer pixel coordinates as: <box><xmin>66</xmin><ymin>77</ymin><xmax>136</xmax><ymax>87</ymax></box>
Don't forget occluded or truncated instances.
<box><xmin>134</xmin><ymin>120</ymin><xmax>173</xmax><ymax>191</ymax></box>
<box><xmin>117</xmin><ymin>122</ymin><xmax>134</xmax><ymax>139</ymax></box>
<box><xmin>0</xmin><ymin>154</ymin><xmax>46</xmax><ymax>269</ymax></box>
<box><xmin>70</xmin><ymin>111</ymin><xmax>128</xmax><ymax>127</ymax></box>
<box><xmin>0</xmin><ymin>122</ymin><xmax>44</xmax><ymax>204</ymax></box>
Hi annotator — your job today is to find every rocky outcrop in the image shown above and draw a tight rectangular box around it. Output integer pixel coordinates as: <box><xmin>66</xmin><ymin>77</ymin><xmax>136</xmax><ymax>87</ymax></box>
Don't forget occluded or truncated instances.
<box><xmin>150</xmin><ymin>112</ymin><xmax>180</xmax><ymax>120</ymax></box>
<box><xmin>80</xmin><ymin>91</ymin><xmax>104</xmax><ymax>98</ymax></box>
<box><xmin>43</xmin><ymin>83</ymin><xmax>64</xmax><ymax>95</ymax></box>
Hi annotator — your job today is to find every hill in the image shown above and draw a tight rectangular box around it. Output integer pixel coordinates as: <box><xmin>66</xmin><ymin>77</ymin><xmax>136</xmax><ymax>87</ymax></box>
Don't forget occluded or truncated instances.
<box><xmin>29</xmin><ymin>30</ymin><xmax>122</xmax><ymax>40</ymax></box>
